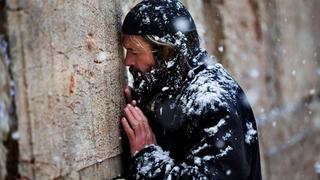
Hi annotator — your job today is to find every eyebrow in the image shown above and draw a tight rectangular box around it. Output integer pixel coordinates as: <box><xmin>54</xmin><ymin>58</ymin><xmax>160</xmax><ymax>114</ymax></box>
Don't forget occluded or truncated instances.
<box><xmin>125</xmin><ymin>47</ymin><xmax>133</xmax><ymax>51</ymax></box>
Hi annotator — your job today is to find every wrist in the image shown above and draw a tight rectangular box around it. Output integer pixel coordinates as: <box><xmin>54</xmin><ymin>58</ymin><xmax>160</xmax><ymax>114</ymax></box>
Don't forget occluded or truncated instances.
<box><xmin>131</xmin><ymin>144</ymin><xmax>157</xmax><ymax>157</ymax></box>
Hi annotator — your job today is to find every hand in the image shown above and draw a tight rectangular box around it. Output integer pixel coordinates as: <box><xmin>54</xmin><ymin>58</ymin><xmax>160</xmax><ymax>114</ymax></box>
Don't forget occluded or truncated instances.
<box><xmin>124</xmin><ymin>86</ymin><xmax>136</xmax><ymax>106</ymax></box>
<box><xmin>121</xmin><ymin>104</ymin><xmax>157</xmax><ymax>156</ymax></box>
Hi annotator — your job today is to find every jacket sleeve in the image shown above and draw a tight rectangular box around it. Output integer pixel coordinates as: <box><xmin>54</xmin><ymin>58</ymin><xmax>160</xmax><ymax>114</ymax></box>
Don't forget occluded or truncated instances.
<box><xmin>130</xmin><ymin>105</ymin><xmax>257</xmax><ymax>180</ymax></box>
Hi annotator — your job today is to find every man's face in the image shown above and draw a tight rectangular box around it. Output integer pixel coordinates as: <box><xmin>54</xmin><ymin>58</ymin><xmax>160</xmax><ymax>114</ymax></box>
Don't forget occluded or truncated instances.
<box><xmin>123</xmin><ymin>34</ymin><xmax>156</xmax><ymax>74</ymax></box>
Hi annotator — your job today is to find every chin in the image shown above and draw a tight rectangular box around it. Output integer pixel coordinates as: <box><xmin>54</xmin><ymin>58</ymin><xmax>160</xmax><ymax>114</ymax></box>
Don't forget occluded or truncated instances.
<box><xmin>139</xmin><ymin>69</ymin><xmax>153</xmax><ymax>77</ymax></box>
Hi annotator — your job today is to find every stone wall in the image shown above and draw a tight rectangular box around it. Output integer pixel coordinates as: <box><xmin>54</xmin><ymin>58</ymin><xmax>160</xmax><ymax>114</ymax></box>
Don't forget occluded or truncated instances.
<box><xmin>2</xmin><ymin>0</ymin><xmax>125</xmax><ymax>179</ymax></box>
<box><xmin>1</xmin><ymin>0</ymin><xmax>319</xmax><ymax>179</ymax></box>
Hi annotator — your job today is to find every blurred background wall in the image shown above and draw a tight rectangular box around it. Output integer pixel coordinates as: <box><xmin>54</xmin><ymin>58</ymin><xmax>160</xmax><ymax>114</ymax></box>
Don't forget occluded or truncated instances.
<box><xmin>182</xmin><ymin>0</ymin><xmax>320</xmax><ymax>179</ymax></box>
<box><xmin>123</xmin><ymin>0</ymin><xmax>320</xmax><ymax>178</ymax></box>
<box><xmin>0</xmin><ymin>0</ymin><xmax>319</xmax><ymax>179</ymax></box>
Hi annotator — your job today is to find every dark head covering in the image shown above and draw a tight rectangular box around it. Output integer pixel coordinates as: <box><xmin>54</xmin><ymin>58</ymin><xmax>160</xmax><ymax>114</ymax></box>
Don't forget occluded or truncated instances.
<box><xmin>122</xmin><ymin>0</ymin><xmax>196</xmax><ymax>37</ymax></box>
<box><xmin>122</xmin><ymin>0</ymin><xmax>200</xmax><ymax>59</ymax></box>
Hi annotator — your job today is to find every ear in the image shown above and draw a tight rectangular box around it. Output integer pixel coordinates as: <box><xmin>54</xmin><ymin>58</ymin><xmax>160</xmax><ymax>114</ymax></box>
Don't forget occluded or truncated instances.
<box><xmin>162</xmin><ymin>46</ymin><xmax>175</xmax><ymax>60</ymax></box>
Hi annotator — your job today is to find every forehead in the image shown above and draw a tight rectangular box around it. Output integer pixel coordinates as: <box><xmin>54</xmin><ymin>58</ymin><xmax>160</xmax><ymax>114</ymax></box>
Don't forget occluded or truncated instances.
<box><xmin>122</xmin><ymin>34</ymin><xmax>149</xmax><ymax>49</ymax></box>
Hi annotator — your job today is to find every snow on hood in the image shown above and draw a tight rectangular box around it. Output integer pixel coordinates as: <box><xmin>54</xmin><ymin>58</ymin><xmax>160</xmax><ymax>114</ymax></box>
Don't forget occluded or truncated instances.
<box><xmin>122</xmin><ymin>0</ymin><xmax>199</xmax><ymax>60</ymax></box>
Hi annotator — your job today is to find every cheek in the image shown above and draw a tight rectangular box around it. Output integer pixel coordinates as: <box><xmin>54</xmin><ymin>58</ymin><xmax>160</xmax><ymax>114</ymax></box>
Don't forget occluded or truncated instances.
<box><xmin>145</xmin><ymin>54</ymin><xmax>156</xmax><ymax>66</ymax></box>
<box><xmin>132</xmin><ymin>54</ymin><xmax>155</xmax><ymax>72</ymax></box>
<box><xmin>141</xmin><ymin>58</ymin><xmax>155</xmax><ymax>72</ymax></box>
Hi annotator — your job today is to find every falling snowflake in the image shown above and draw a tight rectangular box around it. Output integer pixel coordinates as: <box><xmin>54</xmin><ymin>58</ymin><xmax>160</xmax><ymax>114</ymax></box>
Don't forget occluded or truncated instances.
<box><xmin>245</xmin><ymin>122</ymin><xmax>257</xmax><ymax>144</ymax></box>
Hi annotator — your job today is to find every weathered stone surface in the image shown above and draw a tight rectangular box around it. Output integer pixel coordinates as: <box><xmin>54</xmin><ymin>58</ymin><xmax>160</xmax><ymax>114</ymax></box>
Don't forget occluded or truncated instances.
<box><xmin>8</xmin><ymin>0</ymin><xmax>124</xmax><ymax>179</ymax></box>
<box><xmin>6</xmin><ymin>0</ymin><xmax>24</xmax><ymax>11</ymax></box>
<box><xmin>267</xmin><ymin>129</ymin><xmax>320</xmax><ymax>180</ymax></box>
<box><xmin>6</xmin><ymin>10</ymin><xmax>34</xmax><ymax>178</ymax></box>
<box><xmin>3</xmin><ymin>0</ymin><xmax>320</xmax><ymax>179</ymax></box>
<box><xmin>259</xmin><ymin>98</ymin><xmax>319</xmax><ymax>152</ymax></box>
<box><xmin>78</xmin><ymin>155</ymin><xmax>122</xmax><ymax>180</ymax></box>
<box><xmin>274</xmin><ymin>0</ymin><xmax>320</xmax><ymax>106</ymax></box>
<box><xmin>258</xmin><ymin>97</ymin><xmax>320</xmax><ymax>179</ymax></box>
<box><xmin>0</xmin><ymin>2</ymin><xmax>8</xmax><ymax>179</ymax></box>
<box><xmin>213</xmin><ymin>0</ymin><xmax>271</xmax><ymax>115</ymax></box>
<box><xmin>0</xmin><ymin>41</ymin><xmax>10</xmax><ymax>180</ymax></box>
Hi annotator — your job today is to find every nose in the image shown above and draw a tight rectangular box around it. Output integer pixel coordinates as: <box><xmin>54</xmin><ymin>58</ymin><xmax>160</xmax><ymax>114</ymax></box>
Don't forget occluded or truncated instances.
<box><xmin>124</xmin><ymin>53</ymin><xmax>135</xmax><ymax>66</ymax></box>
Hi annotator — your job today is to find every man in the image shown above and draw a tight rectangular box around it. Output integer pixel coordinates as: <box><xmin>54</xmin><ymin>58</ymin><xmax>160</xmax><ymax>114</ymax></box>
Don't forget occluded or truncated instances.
<box><xmin>120</xmin><ymin>0</ymin><xmax>262</xmax><ymax>179</ymax></box>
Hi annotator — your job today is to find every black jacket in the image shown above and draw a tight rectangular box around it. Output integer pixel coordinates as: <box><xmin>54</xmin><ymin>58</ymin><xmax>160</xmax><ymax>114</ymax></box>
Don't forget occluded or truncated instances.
<box><xmin>128</xmin><ymin>52</ymin><xmax>262</xmax><ymax>180</ymax></box>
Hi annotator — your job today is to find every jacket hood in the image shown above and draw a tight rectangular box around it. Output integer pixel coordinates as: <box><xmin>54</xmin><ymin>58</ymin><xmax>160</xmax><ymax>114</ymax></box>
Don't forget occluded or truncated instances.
<box><xmin>122</xmin><ymin>0</ymin><xmax>196</xmax><ymax>37</ymax></box>
<box><xmin>122</xmin><ymin>0</ymin><xmax>198</xmax><ymax>59</ymax></box>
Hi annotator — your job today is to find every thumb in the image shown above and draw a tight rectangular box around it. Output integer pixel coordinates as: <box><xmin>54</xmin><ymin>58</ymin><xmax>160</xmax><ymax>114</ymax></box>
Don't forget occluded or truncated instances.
<box><xmin>124</xmin><ymin>86</ymin><xmax>132</xmax><ymax>103</ymax></box>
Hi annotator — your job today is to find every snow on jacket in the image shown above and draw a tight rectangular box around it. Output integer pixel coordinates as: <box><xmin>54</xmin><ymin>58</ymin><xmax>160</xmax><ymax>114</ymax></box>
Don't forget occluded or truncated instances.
<box><xmin>128</xmin><ymin>51</ymin><xmax>262</xmax><ymax>180</ymax></box>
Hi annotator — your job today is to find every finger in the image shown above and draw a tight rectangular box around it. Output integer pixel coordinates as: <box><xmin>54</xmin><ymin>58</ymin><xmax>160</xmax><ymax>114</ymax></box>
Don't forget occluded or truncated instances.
<box><xmin>124</xmin><ymin>86</ymin><xmax>132</xmax><ymax>103</ymax></box>
<box><xmin>128</xmin><ymin>105</ymin><xmax>147</xmax><ymax>134</ymax></box>
<box><xmin>129</xmin><ymin>105</ymin><xmax>149</xmax><ymax>139</ymax></box>
<box><xmin>131</xmin><ymin>100</ymin><xmax>137</xmax><ymax>106</ymax></box>
<box><xmin>124</xmin><ymin>106</ymin><xmax>138</xmax><ymax>128</ymax></box>
<box><xmin>134</xmin><ymin>106</ymin><xmax>147</xmax><ymax>121</ymax></box>
<box><xmin>135</xmin><ymin>107</ymin><xmax>150</xmax><ymax>129</ymax></box>
<box><xmin>134</xmin><ymin>106</ymin><xmax>152</xmax><ymax>134</ymax></box>
<box><xmin>121</xmin><ymin>117</ymin><xmax>135</xmax><ymax>140</ymax></box>
<box><xmin>128</xmin><ymin>105</ymin><xmax>143</xmax><ymax>122</ymax></box>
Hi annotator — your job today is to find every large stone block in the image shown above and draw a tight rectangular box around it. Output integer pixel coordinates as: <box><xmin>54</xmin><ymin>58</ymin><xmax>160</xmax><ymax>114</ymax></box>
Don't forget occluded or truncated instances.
<box><xmin>259</xmin><ymin>98</ymin><xmax>319</xmax><ymax>151</ymax></box>
<box><xmin>0</xmin><ymin>38</ymin><xmax>10</xmax><ymax>180</ymax></box>
<box><xmin>267</xmin><ymin>130</ymin><xmax>320</xmax><ymax>180</ymax></box>
<box><xmin>212</xmin><ymin>0</ymin><xmax>272</xmax><ymax>115</ymax></box>
<box><xmin>8</xmin><ymin>0</ymin><xmax>124</xmax><ymax>179</ymax></box>
<box><xmin>274</xmin><ymin>0</ymin><xmax>320</xmax><ymax>105</ymax></box>
<box><xmin>259</xmin><ymin>97</ymin><xmax>320</xmax><ymax>179</ymax></box>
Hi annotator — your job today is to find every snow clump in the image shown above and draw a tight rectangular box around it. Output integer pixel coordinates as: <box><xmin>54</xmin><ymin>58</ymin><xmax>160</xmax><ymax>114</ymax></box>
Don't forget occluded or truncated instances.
<box><xmin>245</xmin><ymin>122</ymin><xmax>257</xmax><ymax>144</ymax></box>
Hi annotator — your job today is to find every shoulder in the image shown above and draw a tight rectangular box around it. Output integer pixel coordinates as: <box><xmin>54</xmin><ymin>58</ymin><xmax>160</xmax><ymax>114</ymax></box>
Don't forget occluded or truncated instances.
<box><xmin>178</xmin><ymin>63</ymin><xmax>240</xmax><ymax>117</ymax></box>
